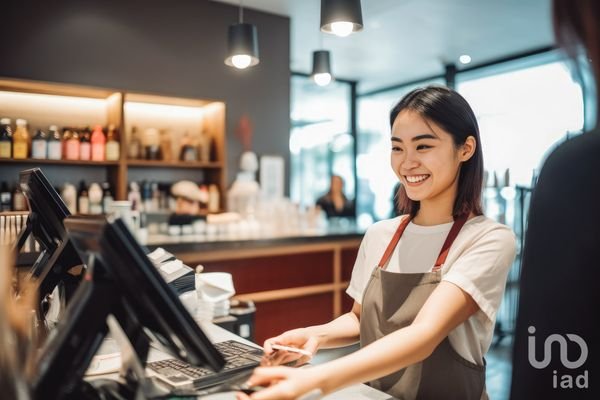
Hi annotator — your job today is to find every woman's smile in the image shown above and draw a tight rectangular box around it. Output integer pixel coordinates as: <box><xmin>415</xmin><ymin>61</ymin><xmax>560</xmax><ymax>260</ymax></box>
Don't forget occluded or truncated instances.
<box><xmin>404</xmin><ymin>174</ymin><xmax>431</xmax><ymax>186</ymax></box>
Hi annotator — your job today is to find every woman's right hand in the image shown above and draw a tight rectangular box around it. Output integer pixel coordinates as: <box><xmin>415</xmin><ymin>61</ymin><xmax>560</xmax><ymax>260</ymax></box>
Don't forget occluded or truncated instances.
<box><xmin>262</xmin><ymin>328</ymin><xmax>321</xmax><ymax>367</ymax></box>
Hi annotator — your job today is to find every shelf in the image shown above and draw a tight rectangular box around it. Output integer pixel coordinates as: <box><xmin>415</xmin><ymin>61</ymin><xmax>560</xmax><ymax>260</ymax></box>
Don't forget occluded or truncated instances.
<box><xmin>126</xmin><ymin>160</ymin><xmax>222</xmax><ymax>169</ymax></box>
<box><xmin>0</xmin><ymin>158</ymin><xmax>120</xmax><ymax>166</ymax></box>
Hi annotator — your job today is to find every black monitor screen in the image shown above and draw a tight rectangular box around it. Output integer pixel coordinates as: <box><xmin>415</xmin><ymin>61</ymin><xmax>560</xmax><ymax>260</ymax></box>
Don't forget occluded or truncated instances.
<box><xmin>64</xmin><ymin>216</ymin><xmax>226</xmax><ymax>370</ymax></box>
<box><xmin>18</xmin><ymin>168</ymin><xmax>82</xmax><ymax>304</ymax></box>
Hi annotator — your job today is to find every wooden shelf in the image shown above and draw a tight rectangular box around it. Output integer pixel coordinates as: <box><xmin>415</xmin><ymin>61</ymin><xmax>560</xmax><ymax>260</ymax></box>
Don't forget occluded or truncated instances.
<box><xmin>126</xmin><ymin>160</ymin><xmax>222</xmax><ymax>169</ymax></box>
<box><xmin>0</xmin><ymin>158</ymin><xmax>120</xmax><ymax>166</ymax></box>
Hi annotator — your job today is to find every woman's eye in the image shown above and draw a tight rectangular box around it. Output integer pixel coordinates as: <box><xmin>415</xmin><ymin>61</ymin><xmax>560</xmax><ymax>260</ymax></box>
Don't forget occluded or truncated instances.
<box><xmin>391</xmin><ymin>146</ymin><xmax>403</xmax><ymax>152</ymax></box>
<box><xmin>417</xmin><ymin>144</ymin><xmax>432</xmax><ymax>150</ymax></box>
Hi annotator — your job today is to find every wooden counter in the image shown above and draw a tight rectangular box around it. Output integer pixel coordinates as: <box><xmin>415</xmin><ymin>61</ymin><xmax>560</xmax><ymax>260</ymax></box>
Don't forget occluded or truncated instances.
<box><xmin>152</xmin><ymin>233</ymin><xmax>363</xmax><ymax>344</ymax></box>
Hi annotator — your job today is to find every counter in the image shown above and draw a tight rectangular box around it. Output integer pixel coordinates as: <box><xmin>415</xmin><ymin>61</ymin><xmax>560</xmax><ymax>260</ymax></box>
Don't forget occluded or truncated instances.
<box><xmin>147</xmin><ymin>229</ymin><xmax>364</xmax><ymax>344</ymax></box>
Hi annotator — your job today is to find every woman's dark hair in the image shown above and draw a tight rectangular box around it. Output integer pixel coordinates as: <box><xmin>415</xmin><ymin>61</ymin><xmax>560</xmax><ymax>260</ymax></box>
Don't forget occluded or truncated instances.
<box><xmin>390</xmin><ymin>86</ymin><xmax>484</xmax><ymax>218</ymax></box>
<box><xmin>553</xmin><ymin>0</ymin><xmax>600</xmax><ymax>97</ymax></box>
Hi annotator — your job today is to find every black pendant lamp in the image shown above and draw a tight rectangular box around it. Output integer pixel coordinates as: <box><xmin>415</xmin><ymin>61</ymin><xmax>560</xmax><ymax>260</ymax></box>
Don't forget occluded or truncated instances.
<box><xmin>320</xmin><ymin>0</ymin><xmax>363</xmax><ymax>37</ymax></box>
<box><xmin>225</xmin><ymin>1</ymin><xmax>259</xmax><ymax>69</ymax></box>
<box><xmin>311</xmin><ymin>50</ymin><xmax>332</xmax><ymax>86</ymax></box>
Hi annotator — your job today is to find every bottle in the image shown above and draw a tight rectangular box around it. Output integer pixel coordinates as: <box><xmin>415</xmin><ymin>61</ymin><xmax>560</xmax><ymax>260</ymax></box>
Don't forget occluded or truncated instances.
<box><xmin>105</xmin><ymin>124</ymin><xmax>120</xmax><ymax>161</ymax></box>
<box><xmin>79</xmin><ymin>127</ymin><xmax>91</xmax><ymax>161</ymax></box>
<box><xmin>64</xmin><ymin>129</ymin><xmax>80</xmax><ymax>160</ymax></box>
<box><xmin>77</xmin><ymin>181</ymin><xmax>89</xmax><ymax>214</ymax></box>
<box><xmin>143</xmin><ymin>128</ymin><xmax>160</xmax><ymax>160</ymax></box>
<box><xmin>61</xmin><ymin>183</ymin><xmax>77</xmax><ymax>214</ymax></box>
<box><xmin>91</xmin><ymin>125</ymin><xmax>106</xmax><ymax>161</ymax></box>
<box><xmin>159</xmin><ymin>129</ymin><xmax>172</xmax><ymax>162</ymax></box>
<box><xmin>31</xmin><ymin>129</ymin><xmax>48</xmax><ymax>159</ymax></box>
<box><xmin>0</xmin><ymin>182</ymin><xmax>12</xmax><ymax>211</ymax></box>
<box><xmin>101</xmin><ymin>182</ymin><xmax>113</xmax><ymax>213</ymax></box>
<box><xmin>12</xmin><ymin>119</ymin><xmax>30</xmax><ymax>159</ymax></box>
<box><xmin>197</xmin><ymin>130</ymin><xmax>211</xmax><ymax>162</ymax></box>
<box><xmin>12</xmin><ymin>184</ymin><xmax>27</xmax><ymax>211</ymax></box>
<box><xmin>47</xmin><ymin>125</ymin><xmax>62</xmax><ymax>160</ymax></box>
<box><xmin>179</xmin><ymin>131</ymin><xmax>197</xmax><ymax>161</ymax></box>
<box><xmin>88</xmin><ymin>182</ymin><xmax>103</xmax><ymax>214</ymax></box>
<box><xmin>208</xmin><ymin>184</ymin><xmax>220</xmax><ymax>213</ymax></box>
<box><xmin>128</xmin><ymin>181</ymin><xmax>142</xmax><ymax>212</ymax></box>
<box><xmin>0</xmin><ymin>118</ymin><xmax>12</xmax><ymax>159</ymax></box>
<box><xmin>128</xmin><ymin>126</ymin><xmax>142</xmax><ymax>159</ymax></box>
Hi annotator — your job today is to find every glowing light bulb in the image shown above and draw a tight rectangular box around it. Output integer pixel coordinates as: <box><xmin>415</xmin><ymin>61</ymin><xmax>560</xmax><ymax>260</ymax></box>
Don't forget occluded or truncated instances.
<box><xmin>232</xmin><ymin>55</ymin><xmax>252</xmax><ymax>69</ymax></box>
<box><xmin>330</xmin><ymin>21</ymin><xmax>354</xmax><ymax>37</ymax></box>
<box><xmin>459</xmin><ymin>54</ymin><xmax>472</xmax><ymax>64</ymax></box>
<box><xmin>314</xmin><ymin>73</ymin><xmax>332</xmax><ymax>86</ymax></box>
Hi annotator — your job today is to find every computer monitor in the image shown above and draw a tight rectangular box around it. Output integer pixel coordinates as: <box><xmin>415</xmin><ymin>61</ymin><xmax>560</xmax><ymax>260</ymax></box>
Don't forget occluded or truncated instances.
<box><xmin>31</xmin><ymin>216</ymin><xmax>225</xmax><ymax>399</ymax></box>
<box><xmin>17</xmin><ymin>168</ymin><xmax>83</xmax><ymax>311</ymax></box>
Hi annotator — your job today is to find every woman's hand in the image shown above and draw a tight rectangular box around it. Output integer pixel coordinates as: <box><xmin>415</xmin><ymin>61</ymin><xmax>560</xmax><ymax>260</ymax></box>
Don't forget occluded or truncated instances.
<box><xmin>263</xmin><ymin>328</ymin><xmax>321</xmax><ymax>367</ymax></box>
<box><xmin>236</xmin><ymin>366</ymin><xmax>324</xmax><ymax>400</ymax></box>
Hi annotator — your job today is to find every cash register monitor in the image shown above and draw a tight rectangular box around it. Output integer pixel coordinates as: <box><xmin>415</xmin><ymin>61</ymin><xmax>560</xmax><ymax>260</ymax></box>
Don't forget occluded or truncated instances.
<box><xmin>17</xmin><ymin>168</ymin><xmax>83</xmax><ymax>305</ymax></box>
<box><xmin>31</xmin><ymin>216</ymin><xmax>226</xmax><ymax>398</ymax></box>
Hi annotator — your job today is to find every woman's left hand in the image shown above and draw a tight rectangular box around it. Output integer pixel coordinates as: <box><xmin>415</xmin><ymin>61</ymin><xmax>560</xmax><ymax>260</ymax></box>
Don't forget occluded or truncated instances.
<box><xmin>235</xmin><ymin>366</ymin><xmax>325</xmax><ymax>400</ymax></box>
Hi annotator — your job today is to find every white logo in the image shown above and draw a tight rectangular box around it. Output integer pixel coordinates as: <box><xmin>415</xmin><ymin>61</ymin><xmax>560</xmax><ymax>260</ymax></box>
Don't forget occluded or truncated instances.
<box><xmin>527</xmin><ymin>326</ymin><xmax>588</xmax><ymax>369</ymax></box>
<box><xmin>527</xmin><ymin>326</ymin><xmax>589</xmax><ymax>390</ymax></box>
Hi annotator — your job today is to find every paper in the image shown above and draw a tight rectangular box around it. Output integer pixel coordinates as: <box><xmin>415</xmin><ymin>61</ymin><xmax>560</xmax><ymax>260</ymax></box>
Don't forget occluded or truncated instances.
<box><xmin>147</xmin><ymin>247</ymin><xmax>165</xmax><ymax>261</ymax></box>
<box><xmin>160</xmin><ymin>259</ymin><xmax>183</xmax><ymax>274</ymax></box>
<box><xmin>196</xmin><ymin>272</ymin><xmax>235</xmax><ymax>302</ymax></box>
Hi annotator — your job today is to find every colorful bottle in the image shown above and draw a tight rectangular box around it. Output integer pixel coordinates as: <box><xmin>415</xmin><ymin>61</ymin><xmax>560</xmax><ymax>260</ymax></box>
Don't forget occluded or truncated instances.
<box><xmin>0</xmin><ymin>118</ymin><xmax>12</xmax><ymax>159</ymax></box>
<box><xmin>47</xmin><ymin>125</ymin><xmax>62</xmax><ymax>160</ymax></box>
<box><xmin>79</xmin><ymin>127</ymin><xmax>91</xmax><ymax>161</ymax></box>
<box><xmin>91</xmin><ymin>125</ymin><xmax>106</xmax><ymax>161</ymax></box>
<box><xmin>65</xmin><ymin>129</ymin><xmax>80</xmax><ymax>160</ymax></box>
<box><xmin>12</xmin><ymin>119</ymin><xmax>30</xmax><ymax>159</ymax></box>
<box><xmin>105</xmin><ymin>124</ymin><xmax>120</xmax><ymax>161</ymax></box>
<box><xmin>128</xmin><ymin>126</ymin><xmax>141</xmax><ymax>159</ymax></box>
<box><xmin>31</xmin><ymin>129</ymin><xmax>48</xmax><ymax>159</ymax></box>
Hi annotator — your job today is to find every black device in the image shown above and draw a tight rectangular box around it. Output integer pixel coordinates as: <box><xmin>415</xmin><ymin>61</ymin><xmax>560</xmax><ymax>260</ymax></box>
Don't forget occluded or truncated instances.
<box><xmin>31</xmin><ymin>216</ymin><xmax>226</xmax><ymax>399</ymax></box>
<box><xmin>16</xmin><ymin>168</ymin><xmax>84</xmax><ymax>314</ymax></box>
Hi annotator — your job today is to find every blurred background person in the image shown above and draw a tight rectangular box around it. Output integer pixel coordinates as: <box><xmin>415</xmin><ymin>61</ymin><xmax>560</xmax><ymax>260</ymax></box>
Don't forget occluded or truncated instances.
<box><xmin>316</xmin><ymin>175</ymin><xmax>355</xmax><ymax>219</ymax></box>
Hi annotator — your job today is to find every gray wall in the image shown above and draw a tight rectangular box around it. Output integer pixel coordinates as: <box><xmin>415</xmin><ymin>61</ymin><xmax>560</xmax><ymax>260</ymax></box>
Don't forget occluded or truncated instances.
<box><xmin>0</xmin><ymin>0</ymin><xmax>290</xmax><ymax>189</ymax></box>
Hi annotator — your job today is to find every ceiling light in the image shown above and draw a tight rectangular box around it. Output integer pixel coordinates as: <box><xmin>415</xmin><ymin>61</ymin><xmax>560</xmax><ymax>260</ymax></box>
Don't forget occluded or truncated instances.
<box><xmin>225</xmin><ymin>1</ymin><xmax>259</xmax><ymax>69</ymax></box>
<box><xmin>311</xmin><ymin>50</ymin><xmax>333</xmax><ymax>86</ymax></box>
<box><xmin>320</xmin><ymin>0</ymin><xmax>363</xmax><ymax>37</ymax></box>
<box><xmin>459</xmin><ymin>54</ymin><xmax>472</xmax><ymax>64</ymax></box>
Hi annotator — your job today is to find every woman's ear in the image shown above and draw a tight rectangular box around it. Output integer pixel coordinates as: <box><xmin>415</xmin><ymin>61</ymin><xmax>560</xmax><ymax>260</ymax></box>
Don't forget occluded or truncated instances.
<box><xmin>459</xmin><ymin>136</ymin><xmax>476</xmax><ymax>162</ymax></box>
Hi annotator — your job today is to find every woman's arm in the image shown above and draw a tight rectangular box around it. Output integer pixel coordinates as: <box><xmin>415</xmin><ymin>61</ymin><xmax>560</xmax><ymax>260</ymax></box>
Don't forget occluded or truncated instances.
<box><xmin>245</xmin><ymin>281</ymin><xmax>479</xmax><ymax>399</ymax></box>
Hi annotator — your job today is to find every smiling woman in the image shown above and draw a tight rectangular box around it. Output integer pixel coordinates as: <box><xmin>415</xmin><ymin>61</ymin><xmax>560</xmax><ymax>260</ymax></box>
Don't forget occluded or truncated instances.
<box><xmin>238</xmin><ymin>86</ymin><xmax>516</xmax><ymax>400</ymax></box>
<box><xmin>389</xmin><ymin>86</ymin><xmax>484</xmax><ymax>224</ymax></box>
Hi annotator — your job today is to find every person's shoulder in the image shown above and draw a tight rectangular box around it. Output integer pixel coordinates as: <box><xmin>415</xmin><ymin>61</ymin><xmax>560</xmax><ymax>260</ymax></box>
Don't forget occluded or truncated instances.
<box><xmin>462</xmin><ymin>215</ymin><xmax>516</xmax><ymax>248</ymax></box>
<box><xmin>542</xmin><ymin>130</ymin><xmax>600</xmax><ymax>175</ymax></box>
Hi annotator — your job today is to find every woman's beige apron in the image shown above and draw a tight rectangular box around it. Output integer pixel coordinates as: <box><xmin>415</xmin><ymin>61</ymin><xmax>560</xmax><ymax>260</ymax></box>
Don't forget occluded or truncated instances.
<box><xmin>360</xmin><ymin>215</ymin><xmax>487</xmax><ymax>400</ymax></box>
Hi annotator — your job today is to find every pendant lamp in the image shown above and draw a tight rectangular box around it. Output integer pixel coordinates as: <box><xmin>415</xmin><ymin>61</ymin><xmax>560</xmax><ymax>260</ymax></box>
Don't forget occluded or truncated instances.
<box><xmin>312</xmin><ymin>50</ymin><xmax>332</xmax><ymax>86</ymax></box>
<box><xmin>320</xmin><ymin>0</ymin><xmax>363</xmax><ymax>37</ymax></box>
<box><xmin>225</xmin><ymin>1</ymin><xmax>259</xmax><ymax>69</ymax></box>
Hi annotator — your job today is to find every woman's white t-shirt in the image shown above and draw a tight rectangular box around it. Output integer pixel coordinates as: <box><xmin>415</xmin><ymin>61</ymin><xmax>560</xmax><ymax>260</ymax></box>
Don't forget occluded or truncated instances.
<box><xmin>346</xmin><ymin>215</ymin><xmax>517</xmax><ymax>364</ymax></box>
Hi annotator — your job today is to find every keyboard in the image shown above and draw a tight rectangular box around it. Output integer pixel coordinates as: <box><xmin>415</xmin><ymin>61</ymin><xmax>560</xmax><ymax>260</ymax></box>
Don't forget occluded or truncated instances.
<box><xmin>147</xmin><ymin>340</ymin><xmax>263</xmax><ymax>390</ymax></box>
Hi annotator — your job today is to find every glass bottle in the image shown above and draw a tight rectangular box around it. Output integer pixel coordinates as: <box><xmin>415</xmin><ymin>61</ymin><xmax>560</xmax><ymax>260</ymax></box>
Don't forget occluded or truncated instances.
<box><xmin>88</xmin><ymin>182</ymin><xmax>103</xmax><ymax>214</ymax></box>
<box><xmin>128</xmin><ymin>126</ymin><xmax>141</xmax><ymax>159</ymax></box>
<box><xmin>47</xmin><ymin>125</ymin><xmax>62</xmax><ymax>160</ymax></box>
<box><xmin>144</xmin><ymin>128</ymin><xmax>160</xmax><ymax>160</ymax></box>
<box><xmin>79</xmin><ymin>127</ymin><xmax>91</xmax><ymax>161</ymax></box>
<box><xmin>179</xmin><ymin>131</ymin><xmax>197</xmax><ymax>161</ymax></box>
<box><xmin>105</xmin><ymin>124</ymin><xmax>120</xmax><ymax>161</ymax></box>
<box><xmin>91</xmin><ymin>125</ymin><xmax>106</xmax><ymax>161</ymax></box>
<box><xmin>12</xmin><ymin>119</ymin><xmax>30</xmax><ymax>159</ymax></box>
<box><xmin>159</xmin><ymin>129</ymin><xmax>172</xmax><ymax>162</ymax></box>
<box><xmin>0</xmin><ymin>182</ymin><xmax>12</xmax><ymax>211</ymax></box>
<box><xmin>78</xmin><ymin>180</ymin><xmax>89</xmax><ymax>214</ymax></box>
<box><xmin>12</xmin><ymin>183</ymin><xmax>27</xmax><ymax>211</ymax></box>
<box><xmin>65</xmin><ymin>129</ymin><xmax>80</xmax><ymax>160</ymax></box>
<box><xmin>101</xmin><ymin>182</ymin><xmax>113</xmax><ymax>213</ymax></box>
<box><xmin>31</xmin><ymin>129</ymin><xmax>48</xmax><ymax>159</ymax></box>
<box><xmin>0</xmin><ymin>118</ymin><xmax>12</xmax><ymax>159</ymax></box>
<box><xmin>61</xmin><ymin>183</ymin><xmax>77</xmax><ymax>214</ymax></box>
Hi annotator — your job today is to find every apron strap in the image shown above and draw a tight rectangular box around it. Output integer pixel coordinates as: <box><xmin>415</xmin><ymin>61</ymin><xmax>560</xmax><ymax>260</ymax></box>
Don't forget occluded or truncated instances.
<box><xmin>377</xmin><ymin>214</ymin><xmax>470</xmax><ymax>270</ymax></box>
<box><xmin>432</xmin><ymin>213</ymin><xmax>469</xmax><ymax>271</ymax></box>
<box><xmin>377</xmin><ymin>216</ymin><xmax>411</xmax><ymax>268</ymax></box>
